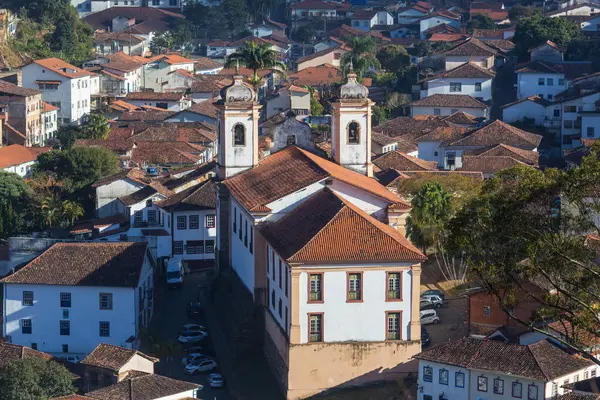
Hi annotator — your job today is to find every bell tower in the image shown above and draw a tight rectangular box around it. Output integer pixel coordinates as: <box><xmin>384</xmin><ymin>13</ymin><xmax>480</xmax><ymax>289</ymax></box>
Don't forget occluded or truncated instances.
<box><xmin>330</xmin><ymin>66</ymin><xmax>373</xmax><ymax>177</ymax></box>
<box><xmin>215</xmin><ymin>71</ymin><xmax>261</xmax><ymax>180</ymax></box>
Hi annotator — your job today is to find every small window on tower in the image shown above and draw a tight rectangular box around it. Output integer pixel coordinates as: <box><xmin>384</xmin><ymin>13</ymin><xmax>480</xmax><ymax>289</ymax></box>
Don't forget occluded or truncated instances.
<box><xmin>348</xmin><ymin>121</ymin><xmax>360</xmax><ymax>144</ymax></box>
<box><xmin>233</xmin><ymin>124</ymin><xmax>246</xmax><ymax>146</ymax></box>
<box><xmin>286</xmin><ymin>135</ymin><xmax>296</xmax><ymax>145</ymax></box>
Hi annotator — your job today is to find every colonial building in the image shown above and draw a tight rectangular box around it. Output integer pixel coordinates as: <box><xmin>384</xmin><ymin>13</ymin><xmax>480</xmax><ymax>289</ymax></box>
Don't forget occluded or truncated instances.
<box><xmin>214</xmin><ymin>68</ymin><xmax>425</xmax><ymax>398</ymax></box>
<box><xmin>1</xmin><ymin>242</ymin><xmax>155</xmax><ymax>355</ymax></box>
<box><xmin>0</xmin><ymin>81</ymin><xmax>44</xmax><ymax>147</ymax></box>
<box><xmin>418</xmin><ymin>62</ymin><xmax>495</xmax><ymax>102</ymax></box>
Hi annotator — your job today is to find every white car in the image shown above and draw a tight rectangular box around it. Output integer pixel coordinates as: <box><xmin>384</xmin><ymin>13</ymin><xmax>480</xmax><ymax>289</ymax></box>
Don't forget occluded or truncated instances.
<box><xmin>420</xmin><ymin>309</ymin><xmax>440</xmax><ymax>325</ymax></box>
<box><xmin>65</xmin><ymin>355</ymin><xmax>81</xmax><ymax>363</ymax></box>
<box><xmin>185</xmin><ymin>359</ymin><xmax>218</xmax><ymax>374</ymax></box>
<box><xmin>209</xmin><ymin>373</ymin><xmax>225</xmax><ymax>388</ymax></box>
<box><xmin>178</xmin><ymin>331</ymin><xmax>208</xmax><ymax>344</ymax></box>
<box><xmin>181</xmin><ymin>353</ymin><xmax>212</xmax><ymax>365</ymax></box>
<box><xmin>420</xmin><ymin>294</ymin><xmax>443</xmax><ymax>308</ymax></box>
<box><xmin>180</xmin><ymin>324</ymin><xmax>208</xmax><ymax>334</ymax></box>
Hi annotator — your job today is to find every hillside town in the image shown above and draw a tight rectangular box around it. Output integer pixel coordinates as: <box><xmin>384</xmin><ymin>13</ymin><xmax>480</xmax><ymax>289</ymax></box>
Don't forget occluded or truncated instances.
<box><xmin>0</xmin><ymin>0</ymin><xmax>600</xmax><ymax>399</ymax></box>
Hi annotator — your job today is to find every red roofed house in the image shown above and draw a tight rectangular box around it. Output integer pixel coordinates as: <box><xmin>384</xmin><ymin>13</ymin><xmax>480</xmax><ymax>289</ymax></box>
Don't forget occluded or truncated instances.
<box><xmin>124</xmin><ymin>91</ymin><xmax>191</xmax><ymax>112</ymax></box>
<box><xmin>0</xmin><ymin>80</ymin><xmax>44</xmax><ymax>147</ymax></box>
<box><xmin>213</xmin><ymin>68</ymin><xmax>426</xmax><ymax>398</ymax></box>
<box><xmin>350</xmin><ymin>10</ymin><xmax>394</xmax><ymax>32</ymax></box>
<box><xmin>143</xmin><ymin>54</ymin><xmax>195</xmax><ymax>92</ymax></box>
<box><xmin>0</xmin><ymin>144</ymin><xmax>44</xmax><ymax>177</ymax></box>
<box><xmin>296</xmin><ymin>45</ymin><xmax>347</xmax><ymax>71</ymax></box>
<box><xmin>22</xmin><ymin>58</ymin><xmax>96</xmax><ymax>125</ymax></box>
<box><xmin>265</xmin><ymin>85</ymin><xmax>310</xmax><ymax>118</ymax></box>
<box><xmin>289</xmin><ymin>0</ymin><xmax>351</xmax><ymax>20</ymax></box>
<box><xmin>418</xmin><ymin>10</ymin><xmax>461</xmax><ymax>39</ymax></box>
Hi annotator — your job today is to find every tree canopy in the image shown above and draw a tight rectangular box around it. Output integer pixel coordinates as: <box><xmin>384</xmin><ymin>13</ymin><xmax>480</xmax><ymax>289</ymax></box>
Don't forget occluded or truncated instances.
<box><xmin>376</xmin><ymin>45</ymin><xmax>411</xmax><ymax>73</ymax></box>
<box><xmin>0</xmin><ymin>172</ymin><xmax>33</xmax><ymax>238</ymax></box>
<box><xmin>513</xmin><ymin>14</ymin><xmax>581</xmax><ymax>60</ymax></box>
<box><xmin>225</xmin><ymin>41</ymin><xmax>287</xmax><ymax>84</ymax></box>
<box><xmin>407</xmin><ymin>182</ymin><xmax>453</xmax><ymax>254</ymax></box>
<box><xmin>467</xmin><ymin>14</ymin><xmax>497</xmax><ymax>32</ymax></box>
<box><xmin>341</xmin><ymin>36</ymin><xmax>381</xmax><ymax>79</ymax></box>
<box><xmin>79</xmin><ymin>114</ymin><xmax>110</xmax><ymax>140</ymax></box>
<box><xmin>0</xmin><ymin>357</ymin><xmax>75</xmax><ymax>400</ymax></box>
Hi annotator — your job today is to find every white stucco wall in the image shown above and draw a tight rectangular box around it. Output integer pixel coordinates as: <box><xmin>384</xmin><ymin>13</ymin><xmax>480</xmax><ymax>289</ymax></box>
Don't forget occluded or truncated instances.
<box><xmin>170</xmin><ymin>209</ymin><xmax>217</xmax><ymax>263</ymax></box>
<box><xmin>445</xmin><ymin>56</ymin><xmax>494</xmax><ymax>71</ymax></box>
<box><xmin>417</xmin><ymin>141</ymin><xmax>443</xmax><ymax>166</ymax></box>
<box><xmin>230</xmin><ymin>198</ymin><xmax>256</xmax><ymax>296</ymax></box>
<box><xmin>582</xmin><ymin>113</ymin><xmax>600</xmax><ymax>140</ymax></box>
<box><xmin>119</xmin><ymin>353</ymin><xmax>155</xmax><ymax>375</ymax></box>
<box><xmin>218</xmin><ymin>111</ymin><xmax>257</xmax><ymax>179</ymax></box>
<box><xmin>332</xmin><ymin>103</ymin><xmax>370</xmax><ymax>175</ymax></box>
<box><xmin>411</xmin><ymin>105</ymin><xmax>487</xmax><ymax>119</ymax></box>
<box><xmin>423</xmin><ymin>77</ymin><xmax>492</xmax><ymax>101</ymax></box>
<box><xmin>419</xmin><ymin>17</ymin><xmax>460</xmax><ymax>39</ymax></box>
<box><xmin>2</xmin><ymin>160</ymin><xmax>36</xmax><ymax>178</ymax></box>
<box><xmin>96</xmin><ymin>179</ymin><xmax>146</xmax><ymax>218</ymax></box>
<box><xmin>266</xmin><ymin>245</ymin><xmax>291</xmax><ymax>335</ymax></box>
<box><xmin>298</xmin><ymin>266</ymin><xmax>413</xmax><ymax>343</ymax></box>
<box><xmin>502</xmin><ymin>101</ymin><xmax>546</xmax><ymax>126</ymax></box>
<box><xmin>517</xmin><ymin>72</ymin><xmax>567</xmax><ymax>101</ymax></box>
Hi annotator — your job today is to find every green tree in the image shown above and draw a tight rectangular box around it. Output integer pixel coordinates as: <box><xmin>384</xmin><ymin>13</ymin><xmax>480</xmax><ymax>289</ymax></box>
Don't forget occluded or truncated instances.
<box><xmin>222</xmin><ymin>0</ymin><xmax>248</xmax><ymax>32</ymax></box>
<box><xmin>513</xmin><ymin>14</ymin><xmax>581</xmax><ymax>60</ymax></box>
<box><xmin>305</xmin><ymin>86</ymin><xmax>324</xmax><ymax>116</ymax></box>
<box><xmin>0</xmin><ymin>357</ymin><xmax>75</xmax><ymax>400</ymax></box>
<box><xmin>60</xmin><ymin>200</ymin><xmax>84</xmax><ymax>227</ymax></box>
<box><xmin>341</xmin><ymin>36</ymin><xmax>381</xmax><ymax>79</ymax></box>
<box><xmin>225</xmin><ymin>41</ymin><xmax>287</xmax><ymax>85</ymax></box>
<box><xmin>295</xmin><ymin>26</ymin><xmax>316</xmax><ymax>44</ymax></box>
<box><xmin>467</xmin><ymin>14</ymin><xmax>497</xmax><ymax>32</ymax></box>
<box><xmin>372</xmin><ymin>105</ymin><xmax>391</xmax><ymax>126</ymax></box>
<box><xmin>508</xmin><ymin>4</ymin><xmax>541</xmax><ymax>21</ymax></box>
<box><xmin>0</xmin><ymin>171</ymin><xmax>33</xmax><ymax>237</ymax></box>
<box><xmin>376</xmin><ymin>44</ymin><xmax>411</xmax><ymax>73</ymax></box>
<box><xmin>79</xmin><ymin>114</ymin><xmax>110</xmax><ymax>140</ymax></box>
<box><xmin>407</xmin><ymin>182</ymin><xmax>453</xmax><ymax>254</ymax></box>
<box><xmin>55</xmin><ymin>126</ymin><xmax>80</xmax><ymax>149</ymax></box>
<box><xmin>150</xmin><ymin>32</ymin><xmax>175</xmax><ymax>54</ymax></box>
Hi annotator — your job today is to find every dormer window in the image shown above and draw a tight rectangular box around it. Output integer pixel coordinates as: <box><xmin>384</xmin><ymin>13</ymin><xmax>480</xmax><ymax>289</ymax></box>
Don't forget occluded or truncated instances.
<box><xmin>233</xmin><ymin>123</ymin><xmax>245</xmax><ymax>146</ymax></box>
<box><xmin>348</xmin><ymin>121</ymin><xmax>360</xmax><ymax>144</ymax></box>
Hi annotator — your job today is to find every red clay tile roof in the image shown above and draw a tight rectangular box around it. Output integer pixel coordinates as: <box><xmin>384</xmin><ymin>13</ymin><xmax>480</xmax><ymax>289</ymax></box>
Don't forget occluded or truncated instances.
<box><xmin>133</xmin><ymin>125</ymin><xmax>216</xmax><ymax>143</ymax></box>
<box><xmin>186</xmin><ymin>101</ymin><xmax>218</xmax><ymax>119</ymax></box>
<box><xmin>42</xmin><ymin>101</ymin><xmax>59</xmax><ymax>113</ymax></box>
<box><xmin>1</xmin><ymin>242</ymin><xmax>149</xmax><ymax>287</ymax></box>
<box><xmin>529</xmin><ymin>39</ymin><xmax>565</xmax><ymax>52</ymax></box>
<box><xmin>442</xmin><ymin>111</ymin><xmax>478</xmax><ymax>125</ymax></box>
<box><xmin>82</xmin><ymin>7</ymin><xmax>183</xmax><ymax>32</ymax></box>
<box><xmin>373</xmin><ymin>116</ymin><xmax>451</xmax><ymax>140</ymax></box>
<box><xmin>94</xmin><ymin>31</ymin><xmax>146</xmax><ymax>45</ymax></box>
<box><xmin>0</xmin><ymin>342</ymin><xmax>52</xmax><ymax>369</ymax></box>
<box><xmin>125</xmin><ymin>92</ymin><xmax>185</xmax><ymax>101</ymax></box>
<box><xmin>81</xmin><ymin>343</ymin><xmax>158</xmax><ymax>372</ymax></box>
<box><xmin>501</xmin><ymin>95</ymin><xmax>552</xmax><ymax>109</ymax></box>
<box><xmin>0</xmin><ymin>144</ymin><xmax>38</xmax><ymax>168</ymax></box>
<box><xmin>92</xmin><ymin>168</ymin><xmax>148</xmax><ymax>188</ymax></box>
<box><xmin>448</xmin><ymin>120</ymin><xmax>543</xmax><ymax>148</ymax></box>
<box><xmin>260</xmin><ymin>188</ymin><xmax>424</xmax><ymax>263</ymax></box>
<box><xmin>289</xmin><ymin>64</ymin><xmax>343</xmax><ymax>87</ymax></box>
<box><xmin>156</xmin><ymin>179</ymin><xmax>216</xmax><ymax>211</ymax></box>
<box><xmin>459</xmin><ymin>155</ymin><xmax>530</xmax><ymax>174</ymax></box>
<box><xmin>0</xmin><ymin>80</ymin><xmax>40</xmax><ymax>97</ymax></box>
<box><xmin>155</xmin><ymin>54</ymin><xmax>194</xmax><ymax>65</ymax></box>
<box><xmin>516</xmin><ymin>61</ymin><xmax>593</xmax><ymax>81</ymax></box>
<box><xmin>415</xmin><ymin>337</ymin><xmax>594</xmax><ymax>381</ymax></box>
<box><xmin>33</xmin><ymin>58</ymin><xmax>93</xmax><ymax>79</ymax></box>
<box><xmin>86</xmin><ymin>373</ymin><xmax>200</xmax><ymax>400</ymax></box>
<box><xmin>443</xmin><ymin>37</ymin><xmax>499</xmax><ymax>57</ymax></box>
<box><xmin>410</xmin><ymin>94</ymin><xmax>488</xmax><ymax>109</ymax></box>
<box><xmin>118</xmin><ymin>110</ymin><xmax>175</xmax><ymax>121</ymax></box>
<box><xmin>423</xmin><ymin>23</ymin><xmax>460</xmax><ymax>35</ymax></box>
<box><xmin>548</xmin><ymin>320</ymin><xmax>600</xmax><ymax>348</ymax></box>
<box><xmin>473</xmin><ymin>28</ymin><xmax>505</xmax><ymax>39</ymax></box>
<box><xmin>119</xmin><ymin>181</ymin><xmax>174</xmax><ymax>206</ymax></box>
<box><xmin>373</xmin><ymin>151</ymin><xmax>438</xmax><ymax>171</ymax></box>
<box><xmin>372</xmin><ymin>132</ymin><xmax>399</xmax><ymax>146</ymax></box>
<box><xmin>467</xmin><ymin>143</ymin><xmax>539</xmax><ymax>165</ymax></box>
<box><xmin>102</xmin><ymin>70</ymin><xmax>127</xmax><ymax>81</ymax></box>
<box><xmin>109</xmin><ymin>100</ymin><xmax>141</xmax><ymax>112</ymax></box>
<box><xmin>423</xmin><ymin>62</ymin><xmax>496</xmax><ymax>81</ymax></box>
<box><xmin>223</xmin><ymin>146</ymin><xmax>408</xmax><ymax>212</ymax></box>
<box><xmin>131</xmin><ymin>142</ymin><xmax>203</xmax><ymax>166</ymax></box>
<box><xmin>297</xmin><ymin>46</ymin><xmax>348</xmax><ymax>65</ymax></box>
<box><xmin>194</xmin><ymin>57</ymin><xmax>223</xmax><ymax>70</ymax></box>
<box><xmin>429</xmin><ymin>33</ymin><xmax>469</xmax><ymax>42</ymax></box>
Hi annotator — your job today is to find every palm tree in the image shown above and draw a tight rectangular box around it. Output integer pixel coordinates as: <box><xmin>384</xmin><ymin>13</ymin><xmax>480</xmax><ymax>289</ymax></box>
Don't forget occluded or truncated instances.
<box><xmin>60</xmin><ymin>200</ymin><xmax>84</xmax><ymax>227</ymax></box>
<box><xmin>40</xmin><ymin>194</ymin><xmax>63</xmax><ymax>228</ymax></box>
<box><xmin>225</xmin><ymin>41</ymin><xmax>287</xmax><ymax>86</ymax></box>
<box><xmin>340</xmin><ymin>36</ymin><xmax>381</xmax><ymax>78</ymax></box>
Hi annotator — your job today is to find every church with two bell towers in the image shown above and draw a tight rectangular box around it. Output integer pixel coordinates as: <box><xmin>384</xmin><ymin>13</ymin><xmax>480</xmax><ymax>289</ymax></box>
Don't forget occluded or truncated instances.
<box><xmin>212</xmin><ymin>69</ymin><xmax>425</xmax><ymax>399</ymax></box>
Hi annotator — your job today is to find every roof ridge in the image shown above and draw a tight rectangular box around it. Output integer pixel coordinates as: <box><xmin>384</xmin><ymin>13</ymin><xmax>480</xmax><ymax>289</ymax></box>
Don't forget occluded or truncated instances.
<box><xmin>526</xmin><ymin>340</ymin><xmax>552</xmax><ymax>381</ymax></box>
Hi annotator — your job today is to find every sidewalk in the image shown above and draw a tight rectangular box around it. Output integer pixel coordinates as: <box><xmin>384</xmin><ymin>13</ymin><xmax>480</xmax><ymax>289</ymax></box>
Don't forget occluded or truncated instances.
<box><xmin>200</xmin><ymin>288</ymin><xmax>284</xmax><ymax>400</ymax></box>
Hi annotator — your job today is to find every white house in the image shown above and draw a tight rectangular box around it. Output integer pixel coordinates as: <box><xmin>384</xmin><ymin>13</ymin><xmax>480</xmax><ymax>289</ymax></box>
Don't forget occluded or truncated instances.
<box><xmin>124</xmin><ymin>91</ymin><xmax>191</xmax><ymax>112</ymax></box>
<box><xmin>0</xmin><ymin>145</ymin><xmax>42</xmax><ymax>178</ymax></box>
<box><xmin>397</xmin><ymin>2</ymin><xmax>433</xmax><ymax>24</ymax></box>
<box><xmin>415</xmin><ymin>337</ymin><xmax>597</xmax><ymax>400</ymax></box>
<box><xmin>214</xmin><ymin>69</ymin><xmax>424</xmax><ymax>398</ymax></box>
<box><xmin>443</xmin><ymin>37</ymin><xmax>499</xmax><ymax>70</ymax></box>
<box><xmin>99</xmin><ymin>59</ymin><xmax>144</xmax><ymax>97</ymax></box>
<box><xmin>409</xmin><ymin>94</ymin><xmax>489</xmax><ymax>119</ymax></box>
<box><xmin>580</xmin><ymin>13</ymin><xmax>600</xmax><ymax>31</ymax></box>
<box><xmin>516</xmin><ymin>60</ymin><xmax>593</xmax><ymax>101</ymax></box>
<box><xmin>92</xmin><ymin>168</ymin><xmax>147</xmax><ymax>218</ymax></box>
<box><xmin>194</xmin><ymin>58</ymin><xmax>224</xmax><ymax>75</ymax></box>
<box><xmin>502</xmin><ymin>96</ymin><xmax>552</xmax><ymax>126</ymax></box>
<box><xmin>164</xmin><ymin>101</ymin><xmax>218</xmax><ymax>126</ymax></box>
<box><xmin>22</xmin><ymin>58</ymin><xmax>95</xmax><ymax>125</ymax></box>
<box><xmin>41</xmin><ymin>101</ymin><xmax>59</xmax><ymax>144</ymax></box>
<box><xmin>547</xmin><ymin>3</ymin><xmax>600</xmax><ymax>17</ymax></box>
<box><xmin>94</xmin><ymin>31</ymin><xmax>148</xmax><ymax>57</ymax></box>
<box><xmin>288</xmin><ymin>0</ymin><xmax>351</xmax><ymax>20</ymax></box>
<box><xmin>265</xmin><ymin>85</ymin><xmax>311</xmax><ymax>119</ymax></box>
<box><xmin>417</xmin><ymin>11</ymin><xmax>461</xmax><ymax>39</ymax></box>
<box><xmin>1</xmin><ymin>242</ymin><xmax>155</xmax><ymax>356</ymax></box>
<box><xmin>419</xmin><ymin>62</ymin><xmax>495</xmax><ymax>101</ymax></box>
<box><xmin>350</xmin><ymin>10</ymin><xmax>394</xmax><ymax>31</ymax></box>
<box><xmin>143</xmin><ymin>54</ymin><xmax>195</xmax><ymax>92</ymax></box>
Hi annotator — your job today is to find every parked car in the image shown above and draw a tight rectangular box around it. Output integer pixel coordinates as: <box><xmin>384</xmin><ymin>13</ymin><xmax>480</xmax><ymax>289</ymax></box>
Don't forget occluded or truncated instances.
<box><xmin>64</xmin><ymin>355</ymin><xmax>81</xmax><ymax>363</ymax></box>
<box><xmin>420</xmin><ymin>309</ymin><xmax>440</xmax><ymax>325</ymax></box>
<box><xmin>187</xmin><ymin>301</ymin><xmax>202</xmax><ymax>318</ymax></box>
<box><xmin>184</xmin><ymin>344</ymin><xmax>214</xmax><ymax>355</ymax></box>
<box><xmin>420</xmin><ymin>294</ymin><xmax>443</xmax><ymax>308</ymax></box>
<box><xmin>421</xmin><ymin>289</ymin><xmax>445</xmax><ymax>301</ymax></box>
<box><xmin>421</xmin><ymin>327</ymin><xmax>431</xmax><ymax>347</ymax></box>
<box><xmin>420</xmin><ymin>298</ymin><xmax>434</xmax><ymax>309</ymax></box>
<box><xmin>185</xmin><ymin>359</ymin><xmax>218</xmax><ymax>374</ymax></box>
<box><xmin>178</xmin><ymin>330</ymin><xmax>208</xmax><ymax>344</ymax></box>
<box><xmin>209</xmin><ymin>372</ymin><xmax>225</xmax><ymax>388</ymax></box>
<box><xmin>181</xmin><ymin>353</ymin><xmax>212</xmax><ymax>365</ymax></box>
<box><xmin>180</xmin><ymin>323</ymin><xmax>208</xmax><ymax>334</ymax></box>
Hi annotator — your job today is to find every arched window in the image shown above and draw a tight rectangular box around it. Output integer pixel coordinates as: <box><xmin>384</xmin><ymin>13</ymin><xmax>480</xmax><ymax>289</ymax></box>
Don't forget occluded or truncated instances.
<box><xmin>233</xmin><ymin>123</ymin><xmax>245</xmax><ymax>146</ymax></box>
<box><xmin>348</xmin><ymin>121</ymin><xmax>360</xmax><ymax>144</ymax></box>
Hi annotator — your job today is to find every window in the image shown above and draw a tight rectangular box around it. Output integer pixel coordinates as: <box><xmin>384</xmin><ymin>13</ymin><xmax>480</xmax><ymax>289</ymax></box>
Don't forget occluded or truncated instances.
<box><xmin>63</xmin><ymin>309</ymin><xmax>69</xmax><ymax>319</ymax></box>
<box><xmin>309</xmin><ymin>314</ymin><xmax>323</xmax><ymax>342</ymax></box>
<box><xmin>439</xmin><ymin>369</ymin><xmax>449</xmax><ymax>385</ymax></box>
<box><xmin>250</xmin><ymin>227</ymin><xmax>253</xmax><ymax>254</ymax></box>
<box><xmin>244</xmin><ymin>221</ymin><xmax>248</xmax><ymax>247</ymax></box>
<box><xmin>205</xmin><ymin>240</ymin><xmax>215</xmax><ymax>253</ymax></box>
<box><xmin>483</xmin><ymin>305</ymin><xmax>491</xmax><ymax>317</ymax></box>
<box><xmin>285</xmin><ymin>267</ymin><xmax>288</xmax><ymax>297</ymax></box>
<box><xmin>146</xmin><ymin>199</ymin><xmax>153</xmax><ymax>207</ymax></box>
<box><xmin>554</xmin><ymin>109</ymin><xmax>560</xmax><ymax>117</ymax></box>
<box><xmin>475</xmin><ymin>82</ymin><xmax>482</xmax><ymax>92</ymax></box>
<box><xmin>551</xmin><ymin>382</ymin><xmax>558</xmax><ymax>396</ymax></box>
<box><xmin>587</xmin><ymin>127</ymin><xmax>595</xmax><ymax>137</ymax></box>
<box><xmin>278</xmin><ymin>260</ymin><xmax>282</xmax><ymax>288</ymax></box>
<box><xmin>434</xmin><ymin>108</ymin><xmax>441</xmax><ymax>116</ymax></box>
<box><xmin>512</xmin><ymin>381</ymin><xmax>522</xmax><ymax>398</ymax></box>
<box><xmin>386</xmin><ymin>311</ymin><xmax>401</xmax><ymax>340</ymax></box>
<box><xmin>233</xmin><ymin>207</ymin><xmax>237</xmax><ymax>233</ymax></box>
<box><xmin>423</xmin><ymin>366</ymin><xmax>433</xmax><ymax>382</ymax></box>
<box><xmin>23</xmin><ymin>291</ymin><xmax>33</xmax><ymax>306</ymax></box>
<box><xmin>233</xmin><ymin>124</ymin><xmax>245</xmax><ymax>146</ymax></box>
<box><xmin>206</xmin><ymin>214</ymin><xmax>215</xmax><ymax>228</ymax></box>
<box><xmin>564</xmin><ymin>120</ymin><xmax>573</xmax><ymax>129</ymax></box>
<box><xmin>177</xmin><ymin>216</ymin><xmax>186</xmax><ymax>230</ymax></box>
<box><xmin>186</xmin><ymin>240</ymin><xmax>204</xmax><ymax>254</ymax></box>
<box><xmin>548</xmin><ymin>94</ymin><xmax>553</xmax><ymax>100</ymax></box>
<box><xmin>99</xmin><ymin>293</ymin><xmax>113</xmax><ymax>310</ymax></box>
<box><xmin>528</xmin><ymin>384</ymin><xmax>538</xmax><ymax>400</ymax></box>
<box><xmin>455</xmin><ymin>371</ymin><xmax>465</xmax><ymax>388</ymax></box>
<box><xmin>538</xmin><ymin>78</ymin><xmax>545</xmax><ymax>86</ymax></box>
<box><xmin>585</xmin><ymin>371</ymin><xmax>590</xmax><ymax>379</ymax></box>
<box><xmin>286</xmin><ymin>135</ymin><xmax>296</xmax><ymax>145</ymax></box>
<box><xmin>22</xmin><ymin>319</ymin><xmax>32</xmax><ymax>334</ymax></box>
<box><xmin>147</xmin><ymin>210</ymin><xmax>156</xmax><ymax>225</ymax></box>
<box><xmin>547</xmin><ymin>78</ymin><xmax>554</xmax><ymax>86</ymax></box>
<box><xmin>559</xmin><ymin>78</ymin><xmax>565</xmax><ymax>86</ymax></box>
<box><xmin>170</xmin><ymin>0</ymin><xmax>177</xmax><ymax>4</ymax></box>
<box><xmin>173</xmin><ymin>241</ymin><xmax>183</xmax><ymax>254</ymax></box>
<box><xmin>238</xmin><ymin>213</ymin><xmax>242</xmax><ymax>240</ymax></box>
<box><xmin>60</xmin><ymin>292</ymin><xmax>71</xmax><ymax>308</ymax></box>
<box><xmin>99</xmin><ymin>321</ymin><xmax>110</xmax><ymax>337</ymax></box>
<box><xmin>189</xmin><ymin>215</ymin><xmax>199</xmax><ymax>229</ymax></box>
<box><xmin>348</xmin><ymin>121</ymin><xmax>360</xmax><ymax>144</ymax></box>
<box><xmin>134</xmin><ymin>211</ymin><xmax>142</xmax><ymax>225</ymax></box>
<box><xmin>60</xmin><ymin>320</ymin><xmax>70</xmax><ymax>336</ymax></box>
<box><xmin>492</xmin><ymin>378</ymin><xmax>504</xmax><ymax>394</ymax></box>
<box><xmin>387</xmin><ymin>272</ymin><xmax>401</xmax><ymax>300</ymax></box>
<box><xmin>450</xmin><ymin>82</ymin><xmax>462</xmax><ymax>92</ymax></box>
<box><xmin>347</xmin><ymin>272</ymin><xmax>362</xmax><ymax>301</ymax></box>
<box><xmin>285</xmin><ymin>307</ymin><xmax>288</xmax><ymax>333</ymax></box>
<box><xmin>564</xmin><ymin>105</ymin><xmax>577</xmax><ymax>113</ymax></box>
<box><xmin>309</xmin><ymin>273</ymin><xmax>323</xmax><ymax>302</ymax></box>
<box><xmin>270</xmin><ymin>289</ymin><xmax>275</xmax><ymax>308</ymax></box>
<box><xmin>478</xmin><ymin>376</ymin><xmax>488</xmax><ymax>392</ymax></box>
<box><xmin>278</xmin><ymin>299</ymin><xmax>282</xmax><ymax>318</ymax></box>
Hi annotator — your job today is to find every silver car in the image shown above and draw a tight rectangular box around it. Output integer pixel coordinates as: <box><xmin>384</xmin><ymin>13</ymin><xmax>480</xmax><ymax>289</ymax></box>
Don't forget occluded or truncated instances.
<box><xmin>420</xmin><ymin>294</ymin><xmax>443</xmax><ymax>308</ymax></box>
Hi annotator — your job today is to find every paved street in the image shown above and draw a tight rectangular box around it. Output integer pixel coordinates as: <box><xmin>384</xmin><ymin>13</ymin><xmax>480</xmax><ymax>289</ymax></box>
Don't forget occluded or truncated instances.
<box><xmin>422</xmin><ymin>297</ymin><xmax>468</xmax><ymax>348</ymax></box>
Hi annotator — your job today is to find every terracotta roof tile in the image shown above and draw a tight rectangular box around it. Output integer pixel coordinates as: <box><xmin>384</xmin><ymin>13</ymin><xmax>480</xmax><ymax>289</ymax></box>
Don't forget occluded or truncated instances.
<box><xmin>373</xmin><ymin>151</ymin><xmax>438</xmax><ymax>171</ymax></box>
<box><xmin>94</xmin><ymin>31</ymin><xmax>146</xmax><ymax>45</ymax></box>
<box><xmin>118</xmin><ymin>110</ymin><xmax>175</xmax><ymax>121</ymax></box>
<box><xmin>372</xmin><ymin>132</ymin><xmax>399</xmax><ymax>146</ymax></box>
<box><xmin>0</xmin><ymin>144</ymin><xmax>37</xmax><ymax>168</ymax></box>
<box><xmin>0</xmin><ymin>80</ymin><xmax>40</xmax><ymax>97</ymax></box>
<box><xmin>410</xmin><ymin>94</ymin><xmax>489</xmax><ymax>109</ymax></box>
<box><xmin>373</xmin><ymin>116</ymin><xmax>451</xmax><ymax>141</ymax></box>
<box><xmin>156</xmin><ymin>179</ymin><xmax>216</xmax><ymax>211</ymax></box>
<box><xmin>289</xmin><ymin>64</ymin><xmax>343</xmax><ymax>87</ymax></box>
<box><xmin>109</xmin><ymin>100</ymin><xmax>141</xmax><ymax>112</ymax></box>
<box><xmin>119</xmin><ymin>181</ymin><xmax>174</xmax><ymax>206</ymax></box>
<box><xmin>501</xmin><ymin>95</ymin><xmax>552</xmax><ymax>109</ymax></box>
<box><xmin>194</xmin><ymin>57</ymin><xmax>223</xmax><ymax>70</ymax></box>
<box><xmin>448</xmin><ymin>120</ymin><xmax>543</xmax><ymax>148</ymax></box>
<box><xmin>297</xmin><ymin>45</ymin><xmax>348</xmax><ymax>65</ymax></box>
<box><xmin>81</xmin><ymin>344</ymin><xmax>158</xmax><ymax>372</ymax></box>
<box><xmin>1</xmin><ymin>242</ymin><xmax>148</xmax><ymax>287</ymax></box>
<box><xmin>92</xmin><ymin>168</ymin><xmax>148</xmax><ymax>187</ymax></box>
<box><xmin>82</xmin><ymin>7</ymin><xmax>184</xmax><ymax>32</ymax></box>
<box><xmin>415</xmin><ymin>337</ymin><xmax>593</xmax><ymax>381</ymax></box>
<box><xmin>423</xmin><ymin>62</ymin><xmax>496</xmax><ymax>81</ymax></box>
<box><xmin>260</xmin><ymin>189</ymin><xmax>424</xmax><ymax>263</ymax></box>
<box><xmin>442</xmin><ymin>111</ymin><xmax>478</xmax><ymax>125</ymax></box>
<box><xmin>125</xmin><ymin>92</ymin><xmax>185</xmax><ymax>102</ymax></box>
<box><xmin>186</xmin><ymin>101</ymin><xmax>218</xmax><ymax>119</ymax></box>
<box><xmin>516</xmin><ymin>61</ymin><xmax>593</xmax><ymax>81</ymax></box>
<box><xmin>429</xmin><ymin>33</ymin><xmax>469</xmax><ymax>42</ymax></box>
<box><xmin>131</xmin><ymin>142</ymin><xmax>204</xmax><ymax>166</ymax></box>
<box><xmin>442</xmin><ymin>37</ymin><xmax>499</xmax><ymax>57</ymax></box>
<box><xmin>423</xmin><ymin>23</ymin><xmax>460</xmax><ymax>35</ymax></box>
<box><xmin>42</xmin><ymin>101</ymin><xmax>59</xmax><ymax>113</ymax></box>
<box><xmin>459</xmin><ymin>156</ymin><xmax>530</xmax><ymax>174</ymax></box>
<box><xmin>467</xmin><ymin>143</ymin><xmax>539</xmax><ymax>165</ymax></box>
<box><xmin>33</xmin><ymin>58</ymin><xmax>93</xmax><ymax>79</ymax></box>
<box><xmin>0</xmin><ymin>342</ymin><xmax>52</xmax><ymax>369</ymax></box>
<box><xmin>86</xmin><ymin>373</ymin><xmax>200</xmax><ymax>400</ymax></box>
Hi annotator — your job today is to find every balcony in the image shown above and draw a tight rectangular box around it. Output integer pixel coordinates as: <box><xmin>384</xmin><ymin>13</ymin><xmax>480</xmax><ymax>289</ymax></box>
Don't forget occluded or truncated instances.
<box><xmin>543</xmin><ymin>118</ymin><xmax>561</xmax><ymax>128</ymax></box>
